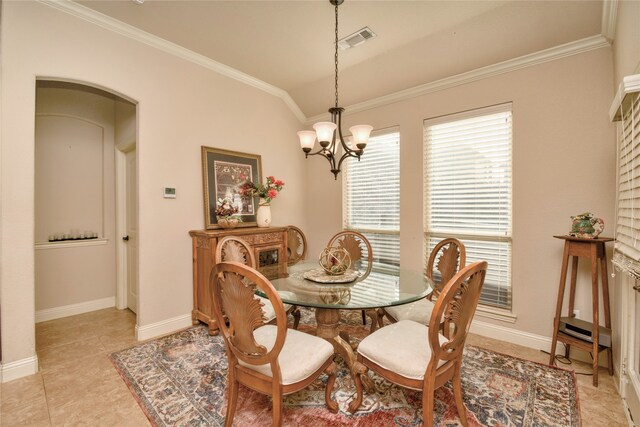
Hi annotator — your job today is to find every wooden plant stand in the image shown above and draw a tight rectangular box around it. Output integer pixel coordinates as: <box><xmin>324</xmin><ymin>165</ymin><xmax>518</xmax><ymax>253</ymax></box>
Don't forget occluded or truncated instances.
<box><xmin>549</xmin><ymin>235</ymin><xmax>614</xmax><ymax>386</ymax></box>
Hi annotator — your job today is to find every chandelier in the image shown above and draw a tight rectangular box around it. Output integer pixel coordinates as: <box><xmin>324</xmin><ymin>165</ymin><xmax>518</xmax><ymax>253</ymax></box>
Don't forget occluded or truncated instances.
<box><xmin>297</xmin><ymin>0</ymin><xmax>372</xmax><ymax>179</ymax></box>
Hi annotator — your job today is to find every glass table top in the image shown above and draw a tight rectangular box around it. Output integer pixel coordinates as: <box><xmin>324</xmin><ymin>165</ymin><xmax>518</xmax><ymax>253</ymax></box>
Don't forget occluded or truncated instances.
<box><xmin>261</xmin><ymin>261</ymin><xmax>434</xmax><ymax>310</ymax></box>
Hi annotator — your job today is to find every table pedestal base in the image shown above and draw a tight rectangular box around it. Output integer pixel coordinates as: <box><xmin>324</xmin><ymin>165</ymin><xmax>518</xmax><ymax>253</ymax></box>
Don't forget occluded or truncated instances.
<box><xmin>315</xmin><ymin>308</ymin><xmax>374</xmax><ymax>392</ymax></box>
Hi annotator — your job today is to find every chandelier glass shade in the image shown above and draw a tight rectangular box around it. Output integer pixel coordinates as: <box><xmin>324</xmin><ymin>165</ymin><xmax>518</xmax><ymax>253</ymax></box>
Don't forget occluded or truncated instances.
<box><xmin>297</xmin><ymin>0</ymin><xmax>372</xmax><ymax>179</ymax></box>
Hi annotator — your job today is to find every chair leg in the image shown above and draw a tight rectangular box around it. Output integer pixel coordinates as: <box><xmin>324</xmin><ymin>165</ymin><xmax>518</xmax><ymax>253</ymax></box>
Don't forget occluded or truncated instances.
<box><xmin>361</xmin><ymin>310</ymin><xmax>367</xmax><ymax>325</ymax></box>
<box><xmin>272</xmin><ymin>391</ymin><xmax>283</xmax><ymax>427</ymax></box>
<box><xmin>292</xmin><ymin>306</ymin><xmax>301</xmax><ymax>330</ymax></box>
<box><xmin>452</xmin><ymin>363</ymin><xmax>468</xmax><ymax>427</ymax></box>
<box><xmin>324</xmin><ymin>361</ymin><xmax>339</xmax><ymax>413</ymax></box>
<box><xmin>367</xmin><ymin>309</ymin><xmax>379</xmax><ymax>333</ymax></box>
<box><xmin>348</xmin><ymin>361</ymin><xmax>366</xmax><ymax>413</ymax></box>
<box><xmin>224</xmin><ymin>374</ymin><xmax>239</xmax><ymax>427</ymax></box>
<box><xmin>422</xmin><ymin>382</ymin><xmax>435</xmax><ymax>427</ymax></box>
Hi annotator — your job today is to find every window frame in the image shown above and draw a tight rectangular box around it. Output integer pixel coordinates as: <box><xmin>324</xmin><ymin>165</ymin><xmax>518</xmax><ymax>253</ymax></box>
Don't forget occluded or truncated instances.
<box><xmin>342</xmin><ymin>128</ymin><xmax>401</xmax><ymax>273</ymax></box>
<box><xmin>423</xmin><ymin>103</ymin><xmax>514</xmax><ymax>317</ymax></box>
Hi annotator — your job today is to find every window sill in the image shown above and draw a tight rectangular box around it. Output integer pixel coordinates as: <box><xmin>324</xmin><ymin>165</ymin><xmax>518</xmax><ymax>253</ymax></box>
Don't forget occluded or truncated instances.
<box><xmin>475</xmin><ymin>305</ymin><xmax>517</xmax><ymax>323</ymax></box>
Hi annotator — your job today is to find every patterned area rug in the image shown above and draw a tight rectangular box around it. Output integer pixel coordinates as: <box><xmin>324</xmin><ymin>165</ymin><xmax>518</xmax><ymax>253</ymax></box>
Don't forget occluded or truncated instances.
<box><xmin>110</xmin><ymin>309</ymin><xmax>580</xmax><ymax>426</ymax></box>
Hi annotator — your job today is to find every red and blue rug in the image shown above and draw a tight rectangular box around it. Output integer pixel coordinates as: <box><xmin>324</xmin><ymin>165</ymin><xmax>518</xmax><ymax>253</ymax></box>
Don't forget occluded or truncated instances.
<box><xmin>110</xmin><ymin>309</ymin><xmax>580</xmax><ymax>426</ymax></box>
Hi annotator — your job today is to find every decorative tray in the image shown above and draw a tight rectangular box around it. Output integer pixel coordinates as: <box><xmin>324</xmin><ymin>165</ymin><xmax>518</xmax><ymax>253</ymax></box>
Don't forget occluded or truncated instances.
<box><xmin>303</xmin><ymin>268</ymin><xmax>359</xmax><ymax>284</ymax></box>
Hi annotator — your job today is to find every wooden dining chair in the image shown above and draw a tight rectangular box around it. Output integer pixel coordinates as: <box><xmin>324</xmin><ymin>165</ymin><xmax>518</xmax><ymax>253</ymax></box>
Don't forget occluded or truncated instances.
<box><xmin>327</xmin><ymin>230</ymin><xmax>377</xmax><ymax>332</ymax></box>
<box><xmin>348</xmin><ymin>261</ymin><xmax>488</xmax><ymax>427</ymax></box>
<box><xmin>378</xmin><ymin>238</ymin><xmax>466</xmax><ymax>328</ymax></box>
<box><xmin>286</xmin><ymin>225</ymin><xmax>308</xmax><ymax>265</ymax></box>
<box><xmin>212</xmin><ymin>261</ymin><xmax>338</xmax><ymax>427</ymax></box>
<box><xmin>215</xmin><ymin>236</ymin><xmax>301</xmax><ymax>329</ymax></box>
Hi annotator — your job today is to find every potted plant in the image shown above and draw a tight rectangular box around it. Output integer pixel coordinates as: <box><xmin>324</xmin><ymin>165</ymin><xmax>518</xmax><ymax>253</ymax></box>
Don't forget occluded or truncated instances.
<box><xmin>239</xmin><ymin>176</ymin><xmax>285</xmax><ymax>227</ymax></box>
<box><xmin>215</xmin><ymin>198</ymin><xmax>242</xmax><ymax>229</ymax></box>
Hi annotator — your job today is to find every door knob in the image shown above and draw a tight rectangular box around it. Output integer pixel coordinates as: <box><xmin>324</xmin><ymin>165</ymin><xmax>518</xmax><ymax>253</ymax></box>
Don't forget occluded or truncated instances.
<box><xmin>122</xmin><ymin>236</ymin><xmax>130</xmax><ymax>241</ymax></box>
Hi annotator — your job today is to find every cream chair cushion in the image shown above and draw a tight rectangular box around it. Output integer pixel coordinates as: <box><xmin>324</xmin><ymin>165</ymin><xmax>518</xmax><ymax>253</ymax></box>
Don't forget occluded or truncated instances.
<box><xmin>259</xmin><ymin>292</ymin><xmax>295</xmax><ymax>322</ymax></box>
<box><xmin>357</xmin><ymin>320</ymin><xmax>447</xmax><ymax>381</ymax></box>
<box><xmin>238</xmin><ymin>325</ymin><xmax>334</xmax><ymax>385</ymax></box>
<box><xmin>384</xmin><ymin>298</ymin><xmax>435</xmax><ymax>325</ymax></box>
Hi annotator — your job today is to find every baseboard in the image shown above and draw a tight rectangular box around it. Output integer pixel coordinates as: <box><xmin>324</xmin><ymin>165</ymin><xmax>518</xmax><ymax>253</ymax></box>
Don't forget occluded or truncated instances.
<box><xmin>135</xmin><ymin>314</ymin><xmax>193</xmax><ymax>341</ymax></box>
<box><xmin>35</xmin><ymin>296</ymin><xmax>116</xmax><ymax>323</ymax></box>
<box><xmin>470</xmin><ymin>318</ymin><xmax>552</xmax><ymax>351</ymax></box>
<box><xmin>1</xmin><ymin>356</ymin><xmax>39</xmax><ymax>383</ymax></box>
<box><xmin>470</xmin><ymin>318</ymin><xmax>614</xmax><ymax>369</ymax></box>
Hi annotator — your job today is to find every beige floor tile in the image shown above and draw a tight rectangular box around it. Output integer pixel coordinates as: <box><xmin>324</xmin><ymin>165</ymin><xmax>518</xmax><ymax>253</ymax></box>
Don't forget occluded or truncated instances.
<box><xmin>98</xmin><ymin>329</ymin><xmax>139</xmax><ymax>353</ymax></box>
<box><xmin>47</xmin><ymin>376</ymin><xmax>146</xmax><ymax>426</ymax></box>
<box><xmin>36</xmin><ymin>322</ymin><xmax>100</xmax><ymax>350</ymax></box>
<box><xmin>1</xmin><ymin>374</ymin><xmax>51</xmax><ymax>426</ymax></box>
<box><xmin>37</xmin><ymin>336</ymin><xmax>107</xmax><ymax>372</ymax></box>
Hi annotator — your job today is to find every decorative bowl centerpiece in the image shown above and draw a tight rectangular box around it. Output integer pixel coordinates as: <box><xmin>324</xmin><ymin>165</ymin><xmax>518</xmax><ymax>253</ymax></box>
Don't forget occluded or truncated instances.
<box><xmin>319</xmin><ymin>246</ymin><xmax>351</xmax><ymax>275</ymax></box>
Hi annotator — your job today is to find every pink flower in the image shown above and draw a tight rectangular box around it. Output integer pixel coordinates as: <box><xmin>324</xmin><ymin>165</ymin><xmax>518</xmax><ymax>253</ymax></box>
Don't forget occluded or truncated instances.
<box><xmin>275</xmin><ymin>180</ymin><xmax>284</xmax><ymax>186</ymax></box>
<box><xmin>267</xmin><ymin>175</ymin><xmax>275</xmax><ymax>181</ymax></box>
<box><xmin>267</xmin><ymin>189</ymin><xmax>278</xmax><ymax>199</ymax></box>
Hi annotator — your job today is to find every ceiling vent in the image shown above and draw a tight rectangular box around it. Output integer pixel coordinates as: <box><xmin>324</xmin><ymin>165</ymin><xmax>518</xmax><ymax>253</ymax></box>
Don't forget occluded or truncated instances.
<box><xmin>338</xmin><ymin>27</ymin><xmax>376</xmax><ymax>50</ymax></box>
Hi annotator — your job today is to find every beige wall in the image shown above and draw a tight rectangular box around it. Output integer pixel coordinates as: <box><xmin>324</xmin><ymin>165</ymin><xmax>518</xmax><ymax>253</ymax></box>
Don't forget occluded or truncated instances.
<box><xmin>0</xmin><ymin>1</ymin><xmax>307</xmax><ymax>365</ymax></box>
<box><xmin>35</xmin><ymin>85</ymin><xmax>117</xmax><ymax>311</ymax></box>
<box><xmin>306</xmin><ymin>48</ymin><xmax>617</xmax><ymax>341</ymax></box>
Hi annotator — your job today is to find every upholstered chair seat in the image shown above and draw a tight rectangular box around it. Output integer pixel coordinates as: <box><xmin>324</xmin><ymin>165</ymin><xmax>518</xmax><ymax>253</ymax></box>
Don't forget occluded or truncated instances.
<box><xmin>383</xmin><ymin>299</ymin><xmax>435</xmax><ymax>326</ymax></box>
<box><xmin>238</xmin><ymin>325</ymin><xmax>334</xmax><ymax>385</ymax></box>
<box><xmin>379</xmin><ymin>238</ymin><xmax>466</xmax><ymax>329</ymax></box>
<box><xmin>357</xmin><ymin>320</ymin><xmax>447</xmax><ymax>383</ymax></box>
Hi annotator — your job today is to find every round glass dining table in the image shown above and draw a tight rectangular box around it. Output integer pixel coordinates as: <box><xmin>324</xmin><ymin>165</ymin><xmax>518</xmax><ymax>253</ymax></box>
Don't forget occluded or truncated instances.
<box><xmin>262</xmin><ymin>260</ymin><xmax>434</xmax><ymax>391</ymax></box>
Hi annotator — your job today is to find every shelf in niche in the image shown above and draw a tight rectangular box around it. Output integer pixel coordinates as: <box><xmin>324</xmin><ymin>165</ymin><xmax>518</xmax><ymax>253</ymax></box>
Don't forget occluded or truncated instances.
<box><xmin>35</xmin><ymin>238</ymin><xmax>108</xmax><ymax>250</ymax></box>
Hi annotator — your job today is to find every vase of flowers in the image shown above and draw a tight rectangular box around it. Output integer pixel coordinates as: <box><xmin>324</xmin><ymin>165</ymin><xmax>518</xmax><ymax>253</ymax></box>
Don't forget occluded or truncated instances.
<box><xmin>215</xmin><ymin>198</ymin><xmax>242</xmax><ymax>229</ymax></box>
<box><xmin>239</xmin><ymin>176</ymin><xmax>284</xmax><ymax>228</ymax></box>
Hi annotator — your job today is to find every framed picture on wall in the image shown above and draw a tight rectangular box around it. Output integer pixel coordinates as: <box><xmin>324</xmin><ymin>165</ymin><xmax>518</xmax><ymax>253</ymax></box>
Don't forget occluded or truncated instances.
<box><xmin>201</xmin><ymin>146</ymin><xmax>262</xmax><ymax>229</ymax></box>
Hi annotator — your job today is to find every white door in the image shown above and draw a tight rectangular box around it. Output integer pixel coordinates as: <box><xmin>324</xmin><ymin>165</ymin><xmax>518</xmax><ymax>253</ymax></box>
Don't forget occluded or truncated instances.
<box><xmin>125</xmin><ymin>149</ymin><xmax>138</xmax><ymax>313</ymax></box>
<box><xmin>621</xmin><ymin>273</ymin><xmax>640</xmax><ymax>424</ymax></box>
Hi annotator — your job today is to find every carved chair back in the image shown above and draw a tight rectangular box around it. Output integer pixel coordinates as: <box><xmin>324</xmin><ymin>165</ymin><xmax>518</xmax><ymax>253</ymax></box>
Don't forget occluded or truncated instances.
<box><xmin>426</xmin><ymin>238</ymin><xmax>466</xmax><ymax>301</ymax></box>
<box><xmin>327</xmin><ymin>230</ymin><xmax>373</xmax><ymax>275</ymax></box>
<box><xmin>212</xmin><ymin>262</ymin><xmax>287</xmax><ymax>367</ymax></box>
<box><xmin>216</xmin><ymin>236</ymin><xmax>256</xmax><ymax>268</ymax></box>
<box><xmin>287</xmin><ymin>226</ymin><xmax>308</xmax><ymax>265</ymax></box>
<box><xmin>428</xmin><ymin>261</ymin><xmax>486</xmax><ymax>370</ymax></box>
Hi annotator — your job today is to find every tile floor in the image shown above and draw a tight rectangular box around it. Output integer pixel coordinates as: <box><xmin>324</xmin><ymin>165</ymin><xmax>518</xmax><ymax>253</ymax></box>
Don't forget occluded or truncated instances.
<box><xmin>0</xmin><ymin>308</ymin><xmax>630</xmax><ymax>426</ymax></box>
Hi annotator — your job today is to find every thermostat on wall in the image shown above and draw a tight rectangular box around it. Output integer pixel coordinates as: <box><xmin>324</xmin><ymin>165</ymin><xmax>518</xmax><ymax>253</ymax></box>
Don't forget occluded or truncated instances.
<box><xmin>163</xmin><ymin>187</ymin><xmax>176</xmax><ymax>198</ymax></box>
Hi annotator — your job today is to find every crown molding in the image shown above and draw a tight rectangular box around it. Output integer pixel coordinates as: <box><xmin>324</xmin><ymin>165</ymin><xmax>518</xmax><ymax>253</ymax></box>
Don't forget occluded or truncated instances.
<box><xmin>601</xmin><ymin>0</ymin><xmax>618</xmax><ymax>41</ymax></box>
<box><xmin>37</xmin><ymin>0</ymin><xmax>306</xmax><ymax>122</ymax></box>
<box><xmin>306</xmin><ymin>35</ymin><xmax>611</xmax><ymax>124</ymax></box>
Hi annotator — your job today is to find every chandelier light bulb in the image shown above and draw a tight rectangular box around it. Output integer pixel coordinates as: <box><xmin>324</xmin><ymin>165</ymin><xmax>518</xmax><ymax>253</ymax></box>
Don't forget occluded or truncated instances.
<box><xmin>313</xmin><ymin>122</ymin><xmax>337</xmax><ymax>146</ymax></box>
<box><xmin>297</xmin><ymin>131</ymin><xmax>317</xmax><ymax>153</ymax></box>
<box><xmin>349</xmin><ymin>125</ymin><xmax>373</xmax><ymax>149</ymax></box>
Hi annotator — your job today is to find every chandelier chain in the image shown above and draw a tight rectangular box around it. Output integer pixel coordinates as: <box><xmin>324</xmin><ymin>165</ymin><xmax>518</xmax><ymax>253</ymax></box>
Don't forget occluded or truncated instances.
<box><xmin>334</xmin><ymin>1</ymin><xmax>339</xmax><ymax>108</ymax></box>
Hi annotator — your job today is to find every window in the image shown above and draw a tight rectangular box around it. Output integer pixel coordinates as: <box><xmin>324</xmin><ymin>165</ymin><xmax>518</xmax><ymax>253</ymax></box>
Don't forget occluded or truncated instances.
<box><xmin>424</xmin><ymin>104</ymin><xmax>512</xmax><ymax>310</ymax></box>
<box><xmin>344</xmin><ymin>131</ymin><xmax>400</xmax><ymax>272</ymax></box>
<box><xmin>612</xmin><ymin>88</ymin><xmax>640</xmax><ymax>280</ymax></box>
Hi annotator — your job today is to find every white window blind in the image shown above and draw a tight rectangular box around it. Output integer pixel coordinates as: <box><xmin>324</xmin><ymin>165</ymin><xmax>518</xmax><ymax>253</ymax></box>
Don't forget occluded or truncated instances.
<box><xmin>613</xmin><ymin>90</ymin><xmax>640</xmax><ymax>279</ymax></box>
<box><xmin>344</xmin><ymin>131</ymin><xmax>400</xmax><ymax>271</ymax></box>
<box><xmin>424</xmin><ymin>104</ymin><xmax>513</xmax><ymax>309</ymax></box>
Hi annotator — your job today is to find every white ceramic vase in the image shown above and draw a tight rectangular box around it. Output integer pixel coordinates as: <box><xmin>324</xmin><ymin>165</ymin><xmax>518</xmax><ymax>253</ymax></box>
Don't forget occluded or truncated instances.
<box><xmin>256</xmin><ymin>199</ymin><xmax>271</xmax><ymax>228</ymax></box>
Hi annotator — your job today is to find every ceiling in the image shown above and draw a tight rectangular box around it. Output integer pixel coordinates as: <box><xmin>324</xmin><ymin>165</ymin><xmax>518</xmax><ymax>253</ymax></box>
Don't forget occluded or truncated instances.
<box><xmin>76</xmin><ymin>0</ymin><xmax>604</xmax><ymax>118</ymax></box>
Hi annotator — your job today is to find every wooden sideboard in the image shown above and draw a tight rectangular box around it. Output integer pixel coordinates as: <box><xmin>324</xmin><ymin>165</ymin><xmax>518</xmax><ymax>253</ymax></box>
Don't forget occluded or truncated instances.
<box><xmin>189</xmin><ymin>226</ymin><xmax>289</xmax><ymax>334</ymax></box>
